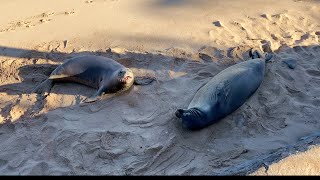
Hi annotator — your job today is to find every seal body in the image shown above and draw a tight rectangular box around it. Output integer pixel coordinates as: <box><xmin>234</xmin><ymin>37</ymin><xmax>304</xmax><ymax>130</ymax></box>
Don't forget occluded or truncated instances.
<box><xmin>176</xmin><ymin>56</ymin><xmax>268</xmax><ymax>130</ymax></box>
<box><xmin>33</xmin><ymin>55</ymin><xmax>134</xmax><ymax>103</ymax></box>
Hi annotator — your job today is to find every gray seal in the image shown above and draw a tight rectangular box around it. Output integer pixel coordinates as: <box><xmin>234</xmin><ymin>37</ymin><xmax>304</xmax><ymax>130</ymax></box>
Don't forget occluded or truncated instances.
<box><xmin>175</xmin><ymin>49</ymin><xmax>273</xmax><ymax>130</ymax></box>
<box><xmin>33</xmin><ymin>55</ymin><xmax>153</xmax><ymax>103</ymax></box>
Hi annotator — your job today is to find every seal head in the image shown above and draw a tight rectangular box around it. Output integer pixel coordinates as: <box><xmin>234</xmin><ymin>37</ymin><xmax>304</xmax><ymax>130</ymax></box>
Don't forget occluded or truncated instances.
<box><xmin>114</xmin><ymin>67</ymin><xmax>134</xmax><ymax>92</ymax></box>
<box><xmin>175</xmin><ymin>108</ymin><xmax>208</xmax><ymax>130</ymax></box>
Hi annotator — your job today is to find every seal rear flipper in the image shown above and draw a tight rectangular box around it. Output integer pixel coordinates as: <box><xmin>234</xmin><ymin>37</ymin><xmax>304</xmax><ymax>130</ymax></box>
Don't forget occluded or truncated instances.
<box><xmin>81</xmin><ymin>85</ymin><xmax>107</xmax><ymax>104</ymax></box>
<box><xmin>32</xmin><ymin>79</ymin><xmax>53</xmax><ymax>95</ymax></box>
<box><xmin>134</xmin><ymin>76</ymin><xmax>156</xmax><ymax>85</ymax></box>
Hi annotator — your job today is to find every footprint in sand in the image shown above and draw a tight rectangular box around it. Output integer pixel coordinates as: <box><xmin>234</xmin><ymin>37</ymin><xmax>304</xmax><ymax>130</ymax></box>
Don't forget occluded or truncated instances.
<box><xmin>0</xmin><ymin>21</ymin><xmax>33</xmax><ymax>32</ymax></box>
<box><xmin>37</xmin><ymin>12</ymin><xmax>55</xmax><ymax>18</ymax></box>
<box><xmin>0</xmin><ymin>10</ymin><xmax>76</xmax><ymax>33</ymax></box>
<box><xmin>272</xmin><ymin>13</ymin><xmax>290</xmax><ymax>23</ymax></box>
<box><xmin>261</xmin><ymin>14</ymin><xmax>272</xmax><ymax>20</ymax></box>
<box><xmin>206</xmin><ymin>10</ymin><xmax>319</xmax><ymax>54</ymax></box>
<box><xmin>212</xmin><ymin>21</ymin><xmax>223</xmax><ymax>27</ymax></box>
<box><xmin>208</xmin><ymin>20</ymin><xmax>240</xmax><ymax>45</ymax></box>
<box><xmin>39</xmin><ymin>19</ymin><xmax>52</xmax><ymax>23</ymax></box>
<box><xmin>85</xmin><ymin>0</ymin><xmax>116</xmax><ymax>3</ymax></box>
<box><xmin>306</xmin><ymin>69</ymin><xmax>320</xmax><ymax>77</ymax></box>
<box><xmin>64</xmin><ymin>10</ymin><xmax>75</xmax><ymax>15</ymax></box>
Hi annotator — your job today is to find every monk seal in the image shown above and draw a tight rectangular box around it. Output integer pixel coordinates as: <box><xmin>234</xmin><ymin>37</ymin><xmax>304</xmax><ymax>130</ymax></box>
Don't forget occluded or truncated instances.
<box><xmin>33</xmin><ymin>55</ymin><xmax>154</xmax><ymax>103</ymax></box>
<box><xmin>175</xmin><ymin>49</ymin><xmax>273</xmax><ymax>130</ymax></box>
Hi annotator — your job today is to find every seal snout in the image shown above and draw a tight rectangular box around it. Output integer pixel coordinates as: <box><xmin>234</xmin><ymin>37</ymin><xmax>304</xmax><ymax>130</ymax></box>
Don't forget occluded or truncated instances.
<box><xmin>118</xmin><ymin>68</ymin><xmax>134</xmax><ymax>83</ymax></box>
<box><xmin>175</xmin><ymin>109</ymin><xmax>184</xmax><ymax>118</ymax></box>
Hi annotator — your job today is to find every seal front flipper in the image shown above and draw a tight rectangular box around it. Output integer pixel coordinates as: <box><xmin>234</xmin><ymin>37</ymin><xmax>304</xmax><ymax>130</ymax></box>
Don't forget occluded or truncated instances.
<box><xmin>81</xmin><ymin>85</ymin><xmax>107</xmax><ymax>103</ymax></box>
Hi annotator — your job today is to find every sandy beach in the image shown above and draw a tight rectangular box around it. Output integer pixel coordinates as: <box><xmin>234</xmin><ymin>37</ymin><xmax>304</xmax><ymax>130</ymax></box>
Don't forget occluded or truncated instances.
<box><xmin>0</xmin><ymin>0</ymin><xmax>320</xmax><ymax>175</ymax></box>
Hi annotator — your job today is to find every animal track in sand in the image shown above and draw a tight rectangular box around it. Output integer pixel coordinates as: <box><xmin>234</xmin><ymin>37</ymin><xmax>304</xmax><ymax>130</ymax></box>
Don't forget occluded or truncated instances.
<box><xmin>306</xmin><ymin>69</ymin><xmax>320</xmax><ymax>77</ymax></box>
<box><xmin>0</xmin><ymin>10</ymin><xmax>75</xmax><ymax>33</ymax></box>
<box><xmin>208</xmin><ymin>12</ymin><xmax>319</xmax><ymax>52</ymax></box>
<box><xmin>85</xmin><ymin>0</ymin><xmax>115</xmax><ymax>3</ymax></box>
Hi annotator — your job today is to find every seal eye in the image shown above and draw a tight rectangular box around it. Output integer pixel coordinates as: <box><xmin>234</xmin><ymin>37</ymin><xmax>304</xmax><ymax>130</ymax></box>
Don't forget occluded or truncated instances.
<box><xmin>118</xmin><ymin>70</ymin><xmax>126</xmax><ymax>77</ymax></box>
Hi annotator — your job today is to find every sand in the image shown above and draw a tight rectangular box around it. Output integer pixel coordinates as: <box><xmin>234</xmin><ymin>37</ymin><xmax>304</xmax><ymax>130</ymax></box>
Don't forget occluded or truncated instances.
<box><xmin>0</xmin><ymin>0</ymin><xmax>320</xmax><ymax>175</ymax></box>
<box><xmin>252</xmin><ymin>145</ymin><xmax>320</xmax><ymax>175</ymax></box>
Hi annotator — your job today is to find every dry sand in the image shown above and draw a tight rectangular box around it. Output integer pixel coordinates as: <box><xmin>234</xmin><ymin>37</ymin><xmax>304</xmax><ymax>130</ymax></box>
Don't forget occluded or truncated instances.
<box><xmin>0</xmin><ymin>0</ymin><xmax>320</xmax><ymax>175</ymax></box>
<box><xmin>252</xmin><ymin>145</ymin><xmax>320</xmax><ymax>175</ymax></box>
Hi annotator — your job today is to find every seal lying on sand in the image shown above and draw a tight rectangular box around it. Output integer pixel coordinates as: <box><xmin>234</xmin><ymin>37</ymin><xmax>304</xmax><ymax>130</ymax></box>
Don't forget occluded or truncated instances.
<box><xmin>175</xmin><ymin>49</ymin><xmax>273</xmax><ymax>130</ymax></box>
<box><xmin>33</xmin><ymin>55</ymin><xmax>154</xmax><ymax>103</ymax></box>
